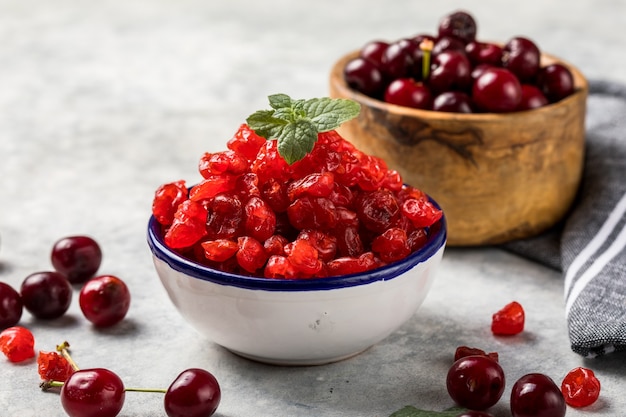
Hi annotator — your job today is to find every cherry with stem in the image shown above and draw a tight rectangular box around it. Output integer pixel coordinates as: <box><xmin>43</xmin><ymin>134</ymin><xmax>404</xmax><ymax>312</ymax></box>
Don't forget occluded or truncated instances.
<box><xmin>41</xmin><ymin>342</ymin><xmax>221</xmax><ymax>417</ymax></box>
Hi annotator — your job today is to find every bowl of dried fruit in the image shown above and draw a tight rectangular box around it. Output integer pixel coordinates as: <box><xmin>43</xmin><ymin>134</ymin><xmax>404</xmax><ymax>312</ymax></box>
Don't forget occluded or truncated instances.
<box><xmin>329</xmin><ymin>10</ymin><xmax>588</xmax><ymax>246</ymax></box>
<box><xmin>147</xmin><ymin>94</ymin><xmax>446</xmax><ymax>365</ymax></box>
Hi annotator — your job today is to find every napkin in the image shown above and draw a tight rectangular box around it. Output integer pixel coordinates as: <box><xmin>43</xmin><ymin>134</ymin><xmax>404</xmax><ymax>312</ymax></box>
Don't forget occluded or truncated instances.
<box><xmin>503</xmin><ymin>79</ymin><xmax>626</xmax><ymax>358</ymax></box>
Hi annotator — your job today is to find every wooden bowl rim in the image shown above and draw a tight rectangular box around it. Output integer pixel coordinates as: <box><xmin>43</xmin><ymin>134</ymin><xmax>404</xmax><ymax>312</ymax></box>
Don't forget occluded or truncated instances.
<box><xmin>330</xmin><ymin>49</ymin><xmax>589</xmax><ymax>121</ymax></box>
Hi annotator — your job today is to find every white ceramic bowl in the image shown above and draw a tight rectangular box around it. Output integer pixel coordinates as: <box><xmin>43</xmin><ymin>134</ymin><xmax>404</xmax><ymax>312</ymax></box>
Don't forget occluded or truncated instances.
<box><xmin>147</xmin><ymin>210</ymin><xmax>446</xmax><ymax>366</ymax></box>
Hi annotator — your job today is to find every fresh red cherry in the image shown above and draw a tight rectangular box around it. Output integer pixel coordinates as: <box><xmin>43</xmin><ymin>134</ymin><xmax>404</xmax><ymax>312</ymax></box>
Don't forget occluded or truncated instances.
<box><xmin>517</xmin><ymin>84</ymin><xmax>548</xmax><ymax>110</ymax></box>
<box><xmin>79</xmin><ymin>275</ymin><xmax>131</xmax><ymax>327</ymax></box>
<box><xmin>359</xmin><ymin>40</ymin><xmax>389</xmax><ymax>67</ymax></box>
<box><xmin>432</xmin><ymin>36</ymin><xmax>466</xmax><ymax>56</ymax></box>
<box><xmin>0</xmin><ymin>282</ymin><xmax>23</xmax><ymax>329</ymax></box>
<box><xmin>381</xmin><ymin>38</ymin><xmax>420</xmax><ymax>79</ymax></box>
<box><xmin>428</xmin><ymin>50</ymin><xmax>472</xmax><ymax>94</ymax></box>
<box><xmin>384</xmin><ymin>78</ymin><xmax>433</xmax><ymax>109</ymax></box>
<box><xmin>51</xmin><ymin>235</ymin><xmax>102</xmax><ymax>284</ymax></box>
<box><xmin>472</xmin><ymin>67</ymin><xmax>522</xmax><ymax>113</ymax></box>
<box><xmin>343</xmin><ymin>57</ymin><xmax>385</xmax><ymax>98</ymax></box>
<box><xmin>20</xmin><ymin>271</ymin><xmax>72</xmax><ymax>319</ymax></box>
<box><xmin>470</xmin><ymin>64</ymin><xmax>495</xmax><ymax>82</ymax></box>
<box><xmin>437</xmin><ymin>10</ymin><xmax>477</xmax><ymax>44</ymax></box>
<box><xmin>164</xmin><ymin>368</ymin><xmax>221</xmax><ymax>417</ymax></box>
<box><xmin>502</xmin><ymin>36</ymin><xmax>541</xmax><ymax>82</ymax></box>
<box><xmin>433</xmin><ymin>91</ymin><xmax>473</xmax><ymax>113</ymax></box>
<box><xmin>536</xmin><ymin>63</ymin><xmax>575</xmax><ymax>102</ymax></box>
<box><xmin>61</xmin><ymin>368</ymin><xmax>125</xmax><ymax>417</ymax></box>
<box><xmin>446</xmin><ymin>355</ymin><xmax>505</xmax><ymax>410</ymax></box>
<box><xmin>511</xmin><ymin>373</ymin><xmax>566</xmax><ymax>417</ymax></box>
<box><xmin>465</xmin><ymin>41</ymin><xmax>503</xmax><ymax>67</ymax></box>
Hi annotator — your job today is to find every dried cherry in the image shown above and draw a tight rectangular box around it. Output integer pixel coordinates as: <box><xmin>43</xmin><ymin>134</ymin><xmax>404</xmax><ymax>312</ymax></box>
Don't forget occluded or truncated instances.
<box><xmin>38</xmin><ymin>350</ymin><xmax>74</xmax><ymax>382</ymax></box>
<box><xmin>0</xmin><ymin>326</ymin><xmax>35</xmax><ymax>363</ymax></box>
<box><xmin>152</xmin><ymin>125</ymin><xmax>443</xmax><ymax>278</ymax></box>
<box><xmin>561</xmin><ymin>367</ymin><xmax>601</xmax><ymax>408</ymax></box>
<box><xmin>491</xmin><ymin>301</ymin><xmax>525</xmax><ymax>335</ymax></box>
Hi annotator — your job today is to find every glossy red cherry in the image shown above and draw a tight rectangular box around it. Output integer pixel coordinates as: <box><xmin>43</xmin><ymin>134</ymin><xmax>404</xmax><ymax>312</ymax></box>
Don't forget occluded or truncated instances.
<box><xmin>428</xmin><ymin>50</ymin><xmax>472</xmax><ymax>94</ymax></box>
<box><xmin>381</xmin><ymin>38</ymin><xmax>420</xmax><ymax>80</ymax></box>
<box><xmin>384</xmin><ymin>78</ymin><xmax>433</xmax><ymax>109</ymax></box>
<box><xmin>437</xmin><ymin>10</ymin><xmax>477</xmax><ymax>44</ymax></box>
<box><xmin>446</xmin><ymin>355</ymin><xmax>505</xmax><ymax>410</ymax></box>
<box><xmin>0</xmin><ymin>282</ymin><xmax>23</xmax><ymax>329</ymax></box>
<box><xmin>472</xmin><ymin>67</ymin><xmax>522</xmax><ymax>113</ymax></box>
<box><xmin>79</xmin><ymin>275</ymin><xmax>131</xmax><ymax>327</ymax></box>
<box><xmin>502</xmin><ymin>36</ymin><xmax>541</xmax><ymax>82</ymax></box>
<box><xmin>432</xmin><ymin>36</ymin><xmax>466</xmax><ymax>56</ymax></box>
<box><xmin>164</xmin><ymin>368</ymin><xmax>221</xmax><ymax>417</ymax></box>
<box><xmin>517</xmin><ymin>84</ymin><xmax>548</xmax><ymax>110</ymax></box>
<box><xmin>359</xmin><ymin>40</ymin><xmax>389</xmax><ymax>67</ymax></box>
<box><xmin>433</xmin><ymin>91</ymin><xmax>473</xmax><ymax>113</ymax></box>
<box><xmin>20</xmin><ymin>271</ymin><xmax>72</xmax><ymax>319</ymax></box>
<box><xmin>51</xmin><ymin>235</ymin><xmax>102</xmax><ymax>284</ymax></box>
<box><xmin>61</xmin><ymin>368</ymin><xmax>125</xmax><ymax>417</ymax></box>
<box><xmin>343</xmin><ymin>57</ymin><xmax>385</xmax><ymax>98</ymax></box>
<box><xmin>536</xmin><ymin>63</ymin><xmax>575</xmax><ymax>102</ymax></box>
<box><xmin>465</xmin><ymin>41</ymin><xmax>503</xmax><ymax>67</ymax></box>
<box><xmin>511</xmin><ymin>373</ymin><xmax>566</xmax><ymax>417</ymax></box>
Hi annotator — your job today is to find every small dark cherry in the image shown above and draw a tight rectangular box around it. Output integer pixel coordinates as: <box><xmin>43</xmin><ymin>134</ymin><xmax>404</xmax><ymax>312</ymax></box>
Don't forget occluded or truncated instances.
<box><xmin>517</xmin><ymin>84</ymin><xmax>549</xmax><ymax>110</ymax></box>
<box><xmin>510</xmin><ymin>373</ymin><xmax>566</xmax><ymax>417</ymax></box>
<box><xmin>51</xmin><ymin>235</ymin><xmax>102</xmax><ymax>284</ymax></box>
<box><xmin>0</xmin><ymin>282</ymin><xmax>23</xmax><ymax>329</ymax></box>
<box><xmin>502</xmin><ymin>36</ymin><xmax>541</xmax><ymax>82</ymax></box>
<box><xmin>20</xmin><ymin>271</ymin><xmax>72</xmax><ymax>319</ymax></box>
<box><xmin>472</xmin><ymin>67</ymin><xmax>522</xmax><ymax>112</ymax></box>
<box><xmin>446</xmin><ymin>355</ymin><xmax>505</xmax><ymax>410</ymax></box>
<box><xmin>164</xmin><ymin>368</ymin><xmax>221</xmax><ymax>417</ymax></box>
<box><xmin>343</xmin><ymin>57</ymin><xmax>385</xmax><ymax>98</ymax></box>
<box><xmin>433</xmin><ymin>91</ymin><xmax>473</xmax><ymax>113</ymax></box>
<box><xmin>536</xmin><ymin>63</ymin><xmax>575</xmax><ymax>102</ymax></box>
<box><xmin>438</xmin><ymin>10</ymin><xmax>477</xmax><ymax>44</ymax></box>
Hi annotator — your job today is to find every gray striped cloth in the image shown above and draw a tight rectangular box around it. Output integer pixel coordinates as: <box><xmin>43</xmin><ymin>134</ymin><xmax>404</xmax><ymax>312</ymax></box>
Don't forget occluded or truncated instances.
<box><xmin>503</xmin><ymin>80</ymin><xmax>626</xmax><ymax>357</ymax></box>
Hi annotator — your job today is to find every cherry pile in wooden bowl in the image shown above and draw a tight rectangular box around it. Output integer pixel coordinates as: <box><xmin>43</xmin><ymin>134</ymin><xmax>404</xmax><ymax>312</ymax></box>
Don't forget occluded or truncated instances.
<box><xmin>329</xmin><ymin>10</ymin><xmax>588</xmax><ymax>246</ymax></box>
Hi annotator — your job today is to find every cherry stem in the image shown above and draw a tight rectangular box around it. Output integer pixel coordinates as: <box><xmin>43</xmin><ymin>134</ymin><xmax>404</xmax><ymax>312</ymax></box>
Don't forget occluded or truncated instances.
<box><xmin>124</xmin><ymin>387</ymin><xmax>167</xmax><ymax>394</ymax></box>
<box><xmin>40</xmin><ymin>380</ymin><xmax>167</xmax><ymax>394</ymax></box>
<box><xmin>40</xmin><ymin>380</ymin><xmax>64</xmax><ymax>391</ymax></box>
<box><xmin>420</xmin><ymin>39</ymin><xmax>434</xmax><ymax>80</ymax></box>
<box><xmin>56</xmin><ymin>341</ymin><xmax>80</xmax><ymax>371</ymax></box>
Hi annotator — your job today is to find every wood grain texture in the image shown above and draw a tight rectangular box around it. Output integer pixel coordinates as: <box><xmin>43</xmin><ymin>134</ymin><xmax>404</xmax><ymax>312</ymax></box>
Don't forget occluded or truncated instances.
<box><xmin>330</xmin><ymin>51</ymin><xmax>588</xmax><ymax>246</ymax></box>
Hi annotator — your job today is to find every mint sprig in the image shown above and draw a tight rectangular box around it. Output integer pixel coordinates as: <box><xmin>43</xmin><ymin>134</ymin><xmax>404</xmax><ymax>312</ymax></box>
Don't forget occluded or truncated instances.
<box><xmin>246</xmin><ymin>93</ymin><xmax>361</xmax><ymax>164</ymax></box>
<box><xmin>389</xmin><ymin>406</ymin><xmax>468</xmax><ymax>417</ymax></box>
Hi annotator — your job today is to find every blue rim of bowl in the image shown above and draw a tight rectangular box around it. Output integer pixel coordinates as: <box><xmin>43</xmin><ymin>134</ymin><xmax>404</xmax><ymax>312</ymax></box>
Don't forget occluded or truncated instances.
<box><xmin>147</xmin><ymin>199</ymin><xmax>446</xmax><ymax>291</ymax></box>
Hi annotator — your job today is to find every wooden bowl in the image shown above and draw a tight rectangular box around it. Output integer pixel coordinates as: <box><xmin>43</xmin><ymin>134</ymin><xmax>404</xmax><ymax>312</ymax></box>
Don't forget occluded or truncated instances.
<box><xmin>330</xmin><ymin>51</ymin><xmax>588</xmax><ymax>246</ymax></box>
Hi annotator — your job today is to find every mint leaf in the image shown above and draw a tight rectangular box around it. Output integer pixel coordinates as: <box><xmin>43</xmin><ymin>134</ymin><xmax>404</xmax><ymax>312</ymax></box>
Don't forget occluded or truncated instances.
<box><xmin>275</xmin><ymin>119</ymin><xmax>318</xmax><ymax>166</ymax></box>
<box><xmin>245</xmin><ymin>109</ymin><xmax>288</xmax><ymax>140</ymax></box>
<box><xmin>301</xmin><ymin>97</ymin><xmax>361</xmax><ymax>132</ymax></box>
<box><xmin>268</xmin><ymin>93</ymin><xmax>293</xmax><ymax>110</ymax></box>
<box><xmin>246</xmin><ymin>93</ymin><xmax>361</xmax><ymax>164</ymax></box>
<box><xmin>389</xmin><ymin>406</ymin><xmax>467</xmax><ymax>417</ymax></box>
